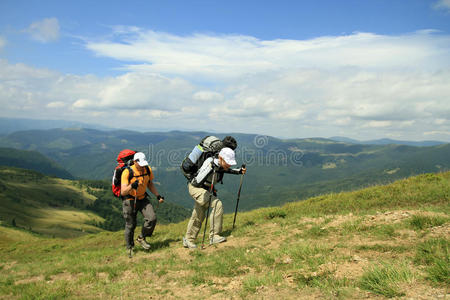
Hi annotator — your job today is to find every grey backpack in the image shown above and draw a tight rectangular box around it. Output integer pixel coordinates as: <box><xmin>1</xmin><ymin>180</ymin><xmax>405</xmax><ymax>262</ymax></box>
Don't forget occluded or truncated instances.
<box><xmin>180</xmin><ymin>136</ymin><xmax>223</xmax><ymax>180</ymax></box>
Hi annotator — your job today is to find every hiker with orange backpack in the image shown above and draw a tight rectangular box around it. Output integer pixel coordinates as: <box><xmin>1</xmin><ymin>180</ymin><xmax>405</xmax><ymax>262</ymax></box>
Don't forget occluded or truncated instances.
<box><xmin>120</xmin><ymin>152</ymin><xmax>164</xmax><ymax>257</ymax></box>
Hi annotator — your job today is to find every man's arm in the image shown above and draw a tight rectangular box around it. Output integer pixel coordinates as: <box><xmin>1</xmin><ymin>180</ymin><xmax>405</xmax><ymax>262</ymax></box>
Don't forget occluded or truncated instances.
<box><xmin>121</xmin><ymin>183</ymin><xmax>133</xmax><ymax>196</ymax></box>
<box><xmin>121</xmin><ymin>169</ymin><xmax>136</xmax><ymax>196</ymax></box>
<box><xmin>147</xmin><ymin>180</ymin><xmax>164</xmax><ymax>203</ymax></box>
<box><xmin>223</xmin><ymin>165</ymin><xmax>246</xmax><ymax>175</ymax></box>
<box><xmin>191</xmin><ymin>157</ymin><xmax>214</xmax><ymax>187</ymax></box>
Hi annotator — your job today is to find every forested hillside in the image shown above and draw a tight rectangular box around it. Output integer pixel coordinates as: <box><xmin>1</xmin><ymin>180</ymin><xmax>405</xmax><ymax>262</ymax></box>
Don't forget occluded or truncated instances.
<box><xmin>0</xmin><ymin>128</ymin><xmax>449</xmax><ymax>213</ymax></box>
<box><xmin>0</xmin><ymin>167</ymin><xmax>102</xmax><ymax>237</ymax></box>
<box><xmin>0</xmin><ymin>147</ymin><xmax>73</xmax><ymax>179</ymax></box>
<box><xmin>0</xmin><ymin>167</ymin><xmax>190</xmax><ymax>236</ymax></box>
<box><xmin>78</xmin><ymin>179</ymin><xmax>190</xmax><ymax>231</ymax></box>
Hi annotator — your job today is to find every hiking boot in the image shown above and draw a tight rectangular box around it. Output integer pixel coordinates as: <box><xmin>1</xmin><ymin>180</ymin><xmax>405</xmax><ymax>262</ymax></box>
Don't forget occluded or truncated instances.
<box><xmin>136</xmin><ymin>236</ymin><xmax>151</xmax><ymax>250</ymax></box>
<box><xmin>182</xmin><ymin>237</ymin><xmax>197</xmax><ymax>249</ymax></box>
<box><xmin>209</xmin><ymin>235</ymin><xmax>227</xmax><ymax>245</ymax></box>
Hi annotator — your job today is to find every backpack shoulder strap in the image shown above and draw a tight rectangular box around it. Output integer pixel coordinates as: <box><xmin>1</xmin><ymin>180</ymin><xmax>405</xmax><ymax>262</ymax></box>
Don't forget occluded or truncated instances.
<box><xmin>128</xmin><ymin>165</ymin><xmax>151</xmax><ymax>179</ymax></box>
<box><xmin>127</xmin><ymin>166</ymin><xmax>134</xmax><ymax>181</ymax></box>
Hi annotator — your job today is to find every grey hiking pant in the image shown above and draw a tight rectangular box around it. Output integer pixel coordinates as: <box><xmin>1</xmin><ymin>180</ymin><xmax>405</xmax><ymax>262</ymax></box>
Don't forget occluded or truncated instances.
<box><xmin>185</xmin><ymin>183</ymin><xmax>223</xmax><ymax>242</ymax></box>
<box><xmin>122</xmin><ymin>198</ymin><xmax>156</xmax><ymax>249</ymax></box>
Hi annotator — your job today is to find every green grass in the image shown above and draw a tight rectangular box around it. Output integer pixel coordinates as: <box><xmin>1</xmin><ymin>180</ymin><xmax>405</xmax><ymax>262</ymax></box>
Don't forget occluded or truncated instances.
<box><xmin>355</xmin><ymin>244</ymin><xmax>409</xmax><ymax>253</ymax></box>
<box><xmin>242</xmin><ymin>272</ymin><xmax>283</xmax><ymax>293</ymax></box>
<box><xmin>370</xmin><ymin>224</ymin><xmax>399</xmax><ymax>239</ymax></box>
<box><xmin>295</xmin><ymin>271</ymin><xmax>351</xmax><ymax>292</ymax></box>
<box><xmin>414</xmin><ymin>238</ymin><xmax>449</xmax><ymax>285</ymax></box>
<box><xmin>408</xmin><ymin>214</ymin><xmax>448</xmax><ymax>230</ymax></box>
<box><xmin>264</xmin><ymin>207</ymin><xmax>288</xmax><ymax>219</ymax></box>
<box><xmin>359</xmin><ymin>262</ymin><xmax>414</xmax><ymax>298</ymax></box>
<box><xmin>0</xmin><ymin>172</ymin><xmax>449</xmax><ymax>299</ymax></box>
<box><xmin>288</xmin><ymin>172</ymin><xmax>449</xmax><ymax>217</ymax></box>
<box><xmin>304</xmin><ymin>224</ymin><xmax>330</xmax><ymax>238</ymax></box>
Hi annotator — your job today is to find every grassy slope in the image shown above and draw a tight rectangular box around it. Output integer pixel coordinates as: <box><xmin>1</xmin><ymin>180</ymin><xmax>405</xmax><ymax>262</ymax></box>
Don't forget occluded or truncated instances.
<box><xmin>0</xmin><ymin>168</ymin><xmax>103</xmax><ymax>238</ymax></box>
<box><xmin>0</xmin><ymin>172</ymin><xmax>448</xmax><ymax>299</ymax></box>
<box><xmin>0</xmin><ymin>166</ymin><xmax>191</xmax><ymax>236</ymax></box>
<box><xmin>0</xmin><ymin>147</ymin><xmax>74</xmax><ymax>179</ymax></box>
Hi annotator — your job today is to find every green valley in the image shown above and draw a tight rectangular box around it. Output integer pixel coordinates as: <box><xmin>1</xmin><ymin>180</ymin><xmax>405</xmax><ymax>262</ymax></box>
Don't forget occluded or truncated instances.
<box><xmin>0</xmin><ymin>167</ymin><xmax>102</xmax><ymax>237</ymax></box>
<box><xmin>0</xmin><ymin>147</ymin><xmax>73</xmax><ymax>179</ymax></box>
<box><xmin>0</xmin><ymin>128</ymin><xmax>448</xmax><ymax>214</ymax></box>
<box><xmin>0</xmin><ymin>167</ymin><xmax>190</xmax><ymax>237</ymax></box>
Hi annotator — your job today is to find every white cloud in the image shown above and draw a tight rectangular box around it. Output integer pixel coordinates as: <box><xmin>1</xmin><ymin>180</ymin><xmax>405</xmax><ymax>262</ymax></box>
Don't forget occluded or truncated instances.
<box><xmin>86</xmin><ymin>29</ymin><xmax>450</xmax><ymax>80</ymax></box>
<box><xmin>72</xmin><ymin>99</ymin><xmax>93</xmax><ymax>109</ymax></box>
<box><xmin>80</xmin><ymin>72</ymin><xmax>194</xmax><ymax>111</ymax></box>
<box><xmin>424</xmin><ymin>130</ymin><xmax>450</xmax><ymax>136</ymax></box>
<box><xmin>433</xmin><ymin>0</ymin><xmax>450</xmax><ymax>12</ymax></box>
<box><xmin>206</xmin><ymin>67</ymin><xmax>450</xmax><ymax>139</ymax></box>
<box><xmin>2</xmin><ymin>28</ymin><xmax>450</xmax><ymax>141</ymax></box>
<box><xmin>81</xmin><ymin>29</ymin><xmax>450</xmax><ymax>139</ymax></box>
<box><xmin>0</xmin><ymin>59</ymin><xmax>56</xmax><ymax>79</ymax></box>
<box><xmin>0</xmin><ymin>59</ymin><xmax>198</xmax><ymax>128</ymax></box>
<box><xmin>26</xmin><ymin>18</ymin><xmax>60</xmax><ymax>43</ymax></box>
<box><xmin>363</xmin><ymin>121</ymin><xmax>393</xmax><ymax>128</ymax></box>
<box><xmin>193</xmin><ymin>91</ymin><xmax>223</xmax><ymax>102</ymax></box>
<box><xmin>434</xmin><ymin>119</ymin><xmax>448</xmax><ymax>125</ymax></box>
<box><xmin>47</xmin><ymin>101</ymin><xmax>66</xmax><ymax>108</ymax></box>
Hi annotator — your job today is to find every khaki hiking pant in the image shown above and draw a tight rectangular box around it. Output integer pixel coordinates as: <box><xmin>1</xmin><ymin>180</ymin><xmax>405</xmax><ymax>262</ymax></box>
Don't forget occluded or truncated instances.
<box><xmin>185</xmin><ymin>183</ymin><xmax>223</xmax><ymax>242</ymax></box>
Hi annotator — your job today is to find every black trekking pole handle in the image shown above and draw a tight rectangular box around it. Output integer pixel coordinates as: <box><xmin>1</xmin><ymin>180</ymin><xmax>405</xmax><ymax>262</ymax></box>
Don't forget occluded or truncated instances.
<box><xmin>201</xmin><ymin>170</ymin><xmax>216</xmax><ymax>249</ymax></box>
<box><xmin>232</xmin><ymin>164</ymin><xmax>246</xmax><ymax>230</ymax></box>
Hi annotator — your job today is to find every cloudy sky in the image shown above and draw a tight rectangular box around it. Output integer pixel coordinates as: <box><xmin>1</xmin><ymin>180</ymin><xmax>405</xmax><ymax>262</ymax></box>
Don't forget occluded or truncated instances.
<box><xmin>0</xmin><ymin>0</ymin><xmax>449</xmax><ymax>141</ymax></box>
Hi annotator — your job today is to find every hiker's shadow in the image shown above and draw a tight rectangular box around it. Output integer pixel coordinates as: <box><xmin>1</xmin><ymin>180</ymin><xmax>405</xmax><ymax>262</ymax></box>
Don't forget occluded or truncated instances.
<box><xmin>134</xmin><ymin>238</ymin><xmax>178</xmax><ymax>254</ymax></box>
<box><xmin>151</xmin><ymin>238</ymin><xmax>178</xmax><ymax>250</ymax></box>
<box><xmin>222</xmin><ymin>229</ymin><xmax>233</xmax><ymax>237</ymax></box>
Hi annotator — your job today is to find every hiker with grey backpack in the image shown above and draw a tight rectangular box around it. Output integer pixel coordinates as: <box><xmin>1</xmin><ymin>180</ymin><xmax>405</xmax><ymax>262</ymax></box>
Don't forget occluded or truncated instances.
<box><xmin>181</xmin><ymin>136</ymin><xmax>246</xmax><ymax>248</ymax></box>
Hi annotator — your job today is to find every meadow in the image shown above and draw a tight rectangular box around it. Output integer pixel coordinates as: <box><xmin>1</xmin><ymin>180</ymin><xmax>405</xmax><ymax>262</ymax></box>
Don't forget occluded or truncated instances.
<box><xmin>1</xmin><ymin>172</ymin><xmax>448</xmax><ymax>299</ymax></box>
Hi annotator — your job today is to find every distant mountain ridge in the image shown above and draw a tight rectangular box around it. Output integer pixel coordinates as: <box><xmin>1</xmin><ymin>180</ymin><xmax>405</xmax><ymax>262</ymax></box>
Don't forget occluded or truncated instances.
<box><xmin>2</xmin><ymin>117</ymin><xmax>448</xmax><ymax>146</ymax></box>
<box><xmin>330</xmin><ymin>136</ymin><xmax>446</xmax><ymax>147</ymax></box>
<box><xmin>0</xmin><ymin>117</ymin><xmax>202</xmax><ymax>135</ymax></box>
<box><xmin>0</xmin><ymin>117</ymin><xmax>112</xmax><ymax>135</ymax></box>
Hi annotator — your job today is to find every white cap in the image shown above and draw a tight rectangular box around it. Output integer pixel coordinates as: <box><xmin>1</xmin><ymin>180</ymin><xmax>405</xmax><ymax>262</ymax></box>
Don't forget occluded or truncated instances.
<box><xmin>218</xmin><ymin>147</ymin><xmax>237</xmax><ymax>166</ymax></box>
<box><xmin>133</xmin><ymin>152</ymin><xmax>148</xmax><ymax>167</ymax></box>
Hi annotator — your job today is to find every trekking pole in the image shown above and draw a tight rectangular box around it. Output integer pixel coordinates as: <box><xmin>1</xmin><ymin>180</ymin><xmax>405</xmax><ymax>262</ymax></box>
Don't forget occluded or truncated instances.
<box><xmin>201</xmin><ymin>169</ymin><xmax>216</xmax><ymax>249</ymax></box>
<box><xmin>232</xmin><ymin>164</ymin><xmax>246</xmax><ymax>230</ymax></box>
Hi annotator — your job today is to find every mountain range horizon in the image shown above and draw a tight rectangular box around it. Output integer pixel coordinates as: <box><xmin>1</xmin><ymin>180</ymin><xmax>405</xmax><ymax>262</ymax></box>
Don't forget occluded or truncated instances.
<box><xmin>1</xmin><ymin>117</ymin><xmax>448</xmax><ymax>145</ymax></box>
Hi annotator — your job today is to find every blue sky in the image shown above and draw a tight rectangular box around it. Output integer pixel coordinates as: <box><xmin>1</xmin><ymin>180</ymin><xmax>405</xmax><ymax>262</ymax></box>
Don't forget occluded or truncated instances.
<box><xmin>0</xmin><ymin>0</ymin><xmax>449</xmax><ymax>141</ymax></box>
